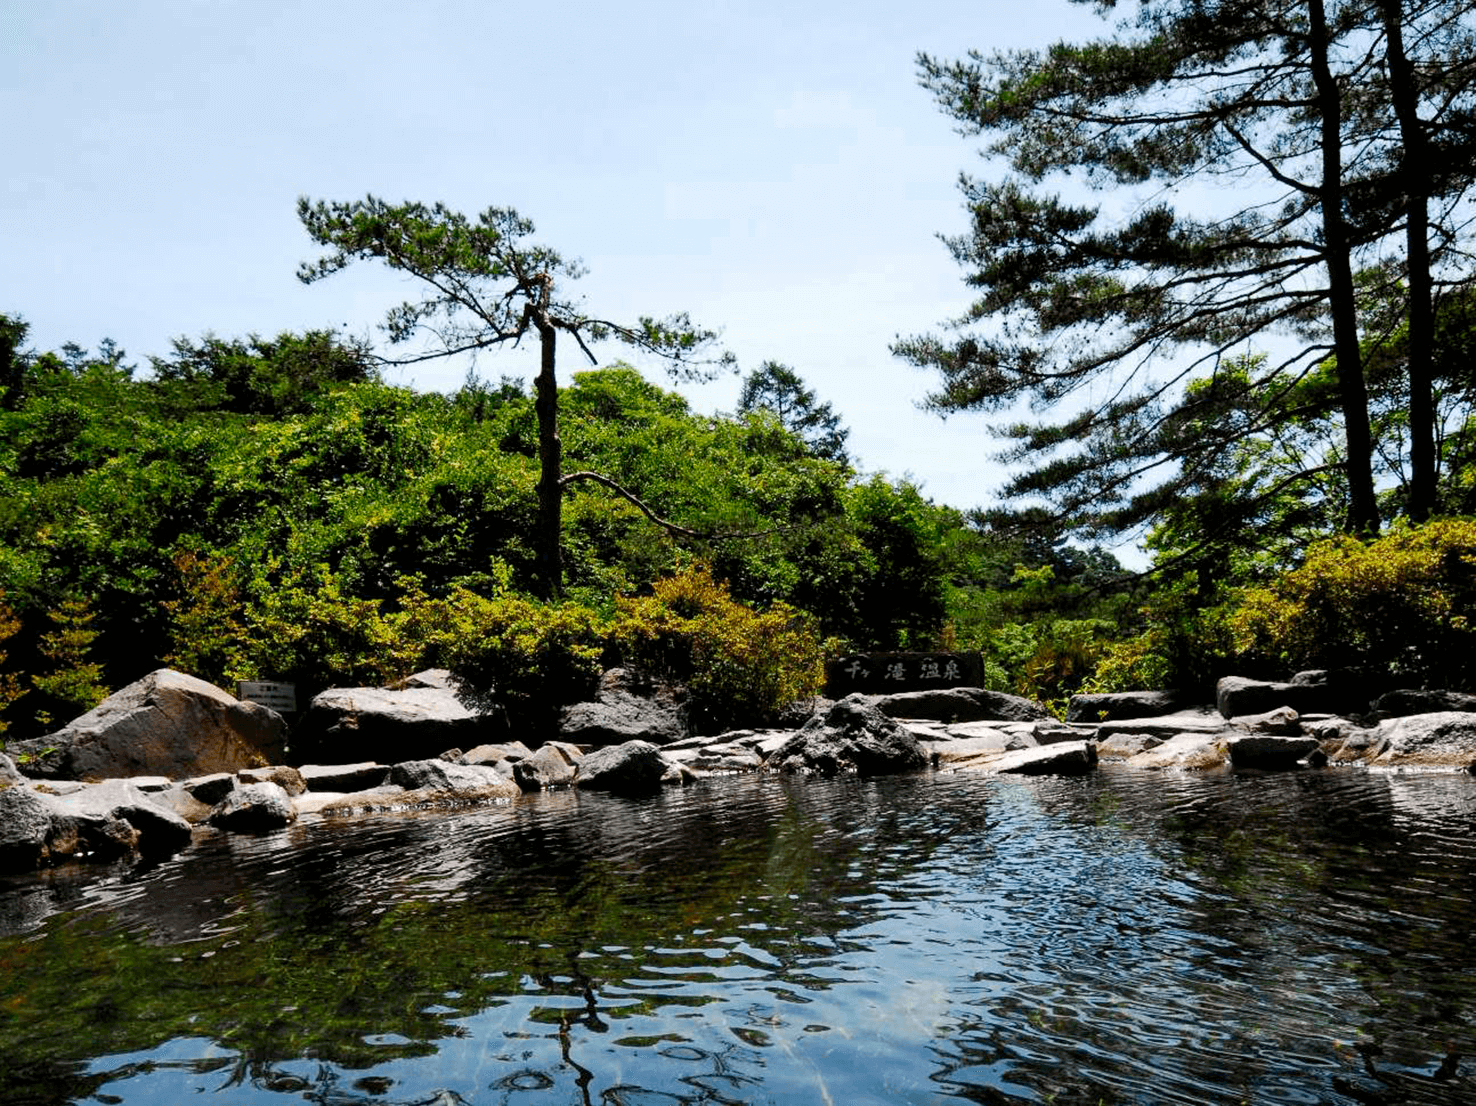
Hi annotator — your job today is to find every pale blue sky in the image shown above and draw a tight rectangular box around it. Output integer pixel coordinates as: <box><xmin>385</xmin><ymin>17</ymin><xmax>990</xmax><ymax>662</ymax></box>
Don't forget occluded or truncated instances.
<box><xmin>3</xmin><ymin>0</ymin><xmax>1106</xmax><ymax>521</ymax></box>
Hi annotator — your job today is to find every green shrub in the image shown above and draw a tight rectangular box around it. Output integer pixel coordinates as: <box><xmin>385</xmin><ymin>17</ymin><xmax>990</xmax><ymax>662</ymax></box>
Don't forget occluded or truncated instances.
<box><xmin>612</xmin><ymin>563</ymin><xmax>828</xmax><ymax>732</ymax></box>
<box><xmin>1232</xmin><ymin>518</ymin><xmax>1476</xmax><ymax>687</ymax></box>
<box><xmin>439</xmin><ymin>590</ymin><xmax>607</xmax><ymax>733</ymax></box>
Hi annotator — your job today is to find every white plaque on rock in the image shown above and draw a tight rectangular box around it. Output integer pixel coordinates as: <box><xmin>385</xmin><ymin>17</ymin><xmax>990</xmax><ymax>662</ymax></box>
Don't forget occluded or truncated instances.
<box><xmin>238</xmin><ymin>681</ymin><xmax>297</xmax><ymax>713</ymax></box>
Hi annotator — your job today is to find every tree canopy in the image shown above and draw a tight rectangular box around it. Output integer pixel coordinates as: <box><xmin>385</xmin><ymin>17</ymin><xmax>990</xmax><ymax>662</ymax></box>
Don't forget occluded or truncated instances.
<box><xmin>896</xmin><ymin>0</ymin><xmax>1476</xmax><ymax>550</ymax></box>
<box><xmin>297</xmin><ymin>196</ymin><xmax>733</xmax><ymax>597</ymax></box>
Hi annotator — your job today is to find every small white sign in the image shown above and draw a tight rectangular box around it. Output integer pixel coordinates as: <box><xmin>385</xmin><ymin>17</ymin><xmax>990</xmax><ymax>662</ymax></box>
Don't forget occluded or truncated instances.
<box><xmin>238</xmin><ymin>681</ymin><xmax>298</xmax><ymax>713</ymax></box>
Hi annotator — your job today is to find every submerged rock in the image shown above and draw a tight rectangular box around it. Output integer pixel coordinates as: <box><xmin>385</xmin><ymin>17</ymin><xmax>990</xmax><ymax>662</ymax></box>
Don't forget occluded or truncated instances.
<box><xmin>768</xmin><ymin>695</ymin><xmax>928</xmax><ymax>776</ymax></box>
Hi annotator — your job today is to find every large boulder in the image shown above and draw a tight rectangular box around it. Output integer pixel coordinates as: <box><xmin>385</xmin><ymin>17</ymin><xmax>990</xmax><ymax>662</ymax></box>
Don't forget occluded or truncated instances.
<box><xmin>573</xmin><ymin>740</ymin><xmax>670</xmax><ymax>795</ymax></box>
<box><xmin>1216</xmin><ymin>674</ymin><xmax>1371</xmax><ymax>719</ymax></box>
<box><xmin>47</xmin><ymin>778</ymin><xmax>194</xmax><ymax>857</ymax></box>
<box><xmin>294</xmin><ymin>671</ymin><xmax>501</xmax><ymax>764</ymax></box>
<box><xmin>4</xmin><ymin>669</ymin><xmax>284</xmax><ymax>781</ymax></box>
<box><xmin>559</xmin><ymin>692</ymin><xmax>686</xmax><ymax>747</ymax></box>
<box><xmin>1367</xmin><ymin>712</ymin><xmax>1476</xmax><ymax>771</ymax></box>
<box><xmin>1066</xmin><ymin>690</ymin><xmax>1194</xmax><ymax>723</ymax></box>
<box><xmin>0</xmin><ymin>778</ymin><xmax>193</xmax><ymax>872</ymax></box>
<box><xmin>768</xmin><ymin>695</ymin><xmax>929</xmax><ymax>775</ymax></box>
<box><xmin>559</xmin><ymin>669</ymin><xmax>688</xmax><ymax>746</ymax></box>
<box><xmin>870</xmin><ymin>687</ymin><xmax>1049</xmax><ymax>724</ymax></box>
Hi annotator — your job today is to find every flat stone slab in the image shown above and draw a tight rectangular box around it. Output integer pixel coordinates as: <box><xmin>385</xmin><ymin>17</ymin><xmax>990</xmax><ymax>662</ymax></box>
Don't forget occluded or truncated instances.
<box><xmin>1096</xmin><ymin>710</ymin><xmax>1229</xmax><ymax>740</ymax></box>
<box><xmin>298</xmin><ymin>763</ymin><xmax>392</xmax><ymax>792</ymax></box>
<box><xmin>945</xmin><ymin>740</ymin><xmax>1098</xmax><ymax>776</ymax></box>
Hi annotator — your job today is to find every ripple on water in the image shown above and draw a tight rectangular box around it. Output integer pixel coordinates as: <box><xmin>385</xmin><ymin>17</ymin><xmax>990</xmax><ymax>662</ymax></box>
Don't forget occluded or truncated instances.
<box><xmin>4</xmin><ymin>769</ymin><xmax>1476</xmax><ymax>1104</ymax></box>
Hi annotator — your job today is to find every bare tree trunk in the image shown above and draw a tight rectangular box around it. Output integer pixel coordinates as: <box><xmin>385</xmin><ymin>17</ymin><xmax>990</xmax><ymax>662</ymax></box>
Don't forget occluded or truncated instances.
<box><xmin>533</xmin><ymin>313</ymin><xmax>562</xmax><ymax>599</ymax></box>
<box><xmin>1310</xmin><ymin>0</ymin><xmax>1381</xmax><ymax>535</ymax></box>
<box><xmin>1380</xmin><ymin>0</ymin><xmax>1437</xmax><ymax>522</ymax></box>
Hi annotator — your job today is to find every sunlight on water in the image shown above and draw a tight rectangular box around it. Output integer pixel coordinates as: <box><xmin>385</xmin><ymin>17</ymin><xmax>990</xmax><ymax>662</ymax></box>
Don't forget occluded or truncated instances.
<box><xmin>4</xmin><ymin>768</ymin><xmax>1476</xmax><ymax>1104</ymax></box>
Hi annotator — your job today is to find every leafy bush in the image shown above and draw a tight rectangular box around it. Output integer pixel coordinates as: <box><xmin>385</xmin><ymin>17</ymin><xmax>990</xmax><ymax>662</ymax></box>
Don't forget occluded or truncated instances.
<box><xmin>1232</xmin><ymin>518</ymin><xmax>1476</xmax><ymax>688</ymax></box>
<box><xmin>439</xmin><ymin>589</ymin><xmax>607</xmax><ymax>733</ymax></box>
<box><xmin>611</xmin><ymin>563</ymin><xmax>828</xmax><ymax>732</ymax></box>
<box><xmin>0</xmin><ymin>594</ymin><xmax>23</xmax><ymax>737</ymax></box>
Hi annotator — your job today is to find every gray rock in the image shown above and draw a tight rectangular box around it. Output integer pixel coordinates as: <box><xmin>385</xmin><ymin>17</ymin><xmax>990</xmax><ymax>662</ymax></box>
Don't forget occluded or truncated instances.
<box><xmin>1225</xmin><ymin>735</ymin><xmax>1322</xmax><ymax>769</ymax></box>
<box><xmin>4</xmin><ymin>668</ymin><xmax>284</xmax><ymax>781</ymax></box>
<box><xmin>209</xmin><ymin>781</ymin><xmax>296</xmax><ymax>832</ymax></box>
<box><xmin>1375</xmin><ymin>689</ymin><xmax>1476</xmax><ymax>716</ymax></box>
<box><xmin>925</xmin><ymin>732</ymin><xmax>1018</xmax><ymax>765</ymax></box>
<box><xmin>513</xmin><ymin>743</ymin><xmax>582</xmax><ymax>791</ymax></box>
<box><xmin>297</xmin><ymin>762</ymin><xmax>391</xmax><ymax>792</ymax></box>
<box><xmin>1066</xmin><ymin>690</ymin><xmax>1194</xmax><ymax>723</ymax></box>
<box><xmin>1096</xmin><ymin>709</ymin><xmax>1228</xmax><ymax>740</ymax></box>
<box><xmin>1096</xmin><ymin>733</ymin><xmax>1165</xmax><ymax>759</ymax></box>
<box><xmin>1033</xmin><ymin>721</ymin><xmax>1097</xmax><ymax>745</ymax></box>
<box><xmin>1230</xmin><ymin>707</ymin><xmax>1303</xmax><ymax>736</ymax></box>
<box><xmin>0</xmin><ymin>786</ymin><xmax>56</xmax><ymax>872</ymax></box>
<box><xmin>987</xmin><ymin>740</ymin><xmax>1099</xmax><ymax>776</ymax></box>
<box><xmin>679</xmin><ymin>744</ymin><xmax>765</xmax><ymax>772</ymax></box>
<box><xmin>461</xmin><ymin>741</ymin><xmax>535</xmax><ymax>767</ymax></box>
<box><xmin>182</xmin><ymin>772</ymin><xmax>236</xmax><ymax>805</ymax></box>
<box><xmin>1216</xmin><ymin>675</ymin><xmax>1369</xmax><ymax>719</ymax></box>
<box><xmin>573</xmin><ymin>740</ymin><xmax>670</xmax><ymax>795</ymax></box>
<box><xmin>1125</xmin><ymin>733</ymin><xmax>1230</xmax><ymax>770</ymax></box>
<box><xmin>238</xmin><ymin>765</ymin><xmax>307</xmax><ymax>797</ymax></box>
<box><xmin>871</xmin><ymin>687</ymin><xmax>1048</xmax><ymax>724</ymax></box>
<box><xmin>768</xmin><ymin>695</ymin><xmax>929</xmax><ymax>776</ymax></box>
<box><xmin>389</xmin><ymin>759</ymin><xmax>521</xmax><ymax>798</ymax></box>
<box><xmin>47</xmin><ymin>778</ymin><xmax>193</xmax><ymax>857</ymax></box>
<box><xmin>1368</xmin><ymin>712</ymin><xmax>1476</xmax><ymax>771</ymax></box>
<box><xmin>559</xmin><ymin>690</ymin><xmax>687</xmax><ymax>747</ymax></box>
<box><xmin>295</xmin><ymin>681</ymin><xmax>500</xmax><ymax>765</ymax></box>
<box><xmin>0</xmin><ymin>752</ymin><xmax>21</xmax><ymax>784</ymax></box>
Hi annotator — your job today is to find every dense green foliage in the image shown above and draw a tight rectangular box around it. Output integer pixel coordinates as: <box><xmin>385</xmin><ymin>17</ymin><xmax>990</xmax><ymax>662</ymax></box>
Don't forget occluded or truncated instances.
<box><xmin>2</xmin><ymin>314</ymin><xmax>1041</xmax><ymax>737</ymax></box>
<box><xmin>1233</xmin><ymin>519</ymin><xmax>1476</xmax><ymax>688</ymax></box>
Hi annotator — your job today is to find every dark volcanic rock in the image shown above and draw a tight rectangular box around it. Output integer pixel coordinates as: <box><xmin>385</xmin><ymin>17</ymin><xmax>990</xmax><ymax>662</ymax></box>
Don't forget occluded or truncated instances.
<box><xmin>871</xmin><ymin>687</ymin><xmax>1048</xmax><ymax>724</ymax></box>
<box><xmin>5</xmin><ymin>669</ymin><xmax>283</xmax><ymax>781</ymax></box>
<box><xmin>573</xmin><ymin>740</ymin><xmax>669</xmax><ymax>795</ymax></box>
<box><xmin>1066</xmin><ymin>690</ymin><xmax>1194</xmax><ymax>723</ymax></box>
<box><xmin>769</xmin><ymin>695</ymin><xmax>929</xmax><ymax>776</ymax></box>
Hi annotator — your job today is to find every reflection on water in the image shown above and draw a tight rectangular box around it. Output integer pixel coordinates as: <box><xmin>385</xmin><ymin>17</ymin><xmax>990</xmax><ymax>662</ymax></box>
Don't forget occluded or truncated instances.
<box><xmin>3</xmin><ymin>768</ymin><xmax>1476</xmax><ymax>1104</ymax></box>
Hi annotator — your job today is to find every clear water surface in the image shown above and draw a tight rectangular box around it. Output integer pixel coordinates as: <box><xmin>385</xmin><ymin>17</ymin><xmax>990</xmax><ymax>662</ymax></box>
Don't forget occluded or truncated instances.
<box><xmin>3</xmin><ymin>766</ymin><xmax>1475</xmax><ymax>1104</ymax></box>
